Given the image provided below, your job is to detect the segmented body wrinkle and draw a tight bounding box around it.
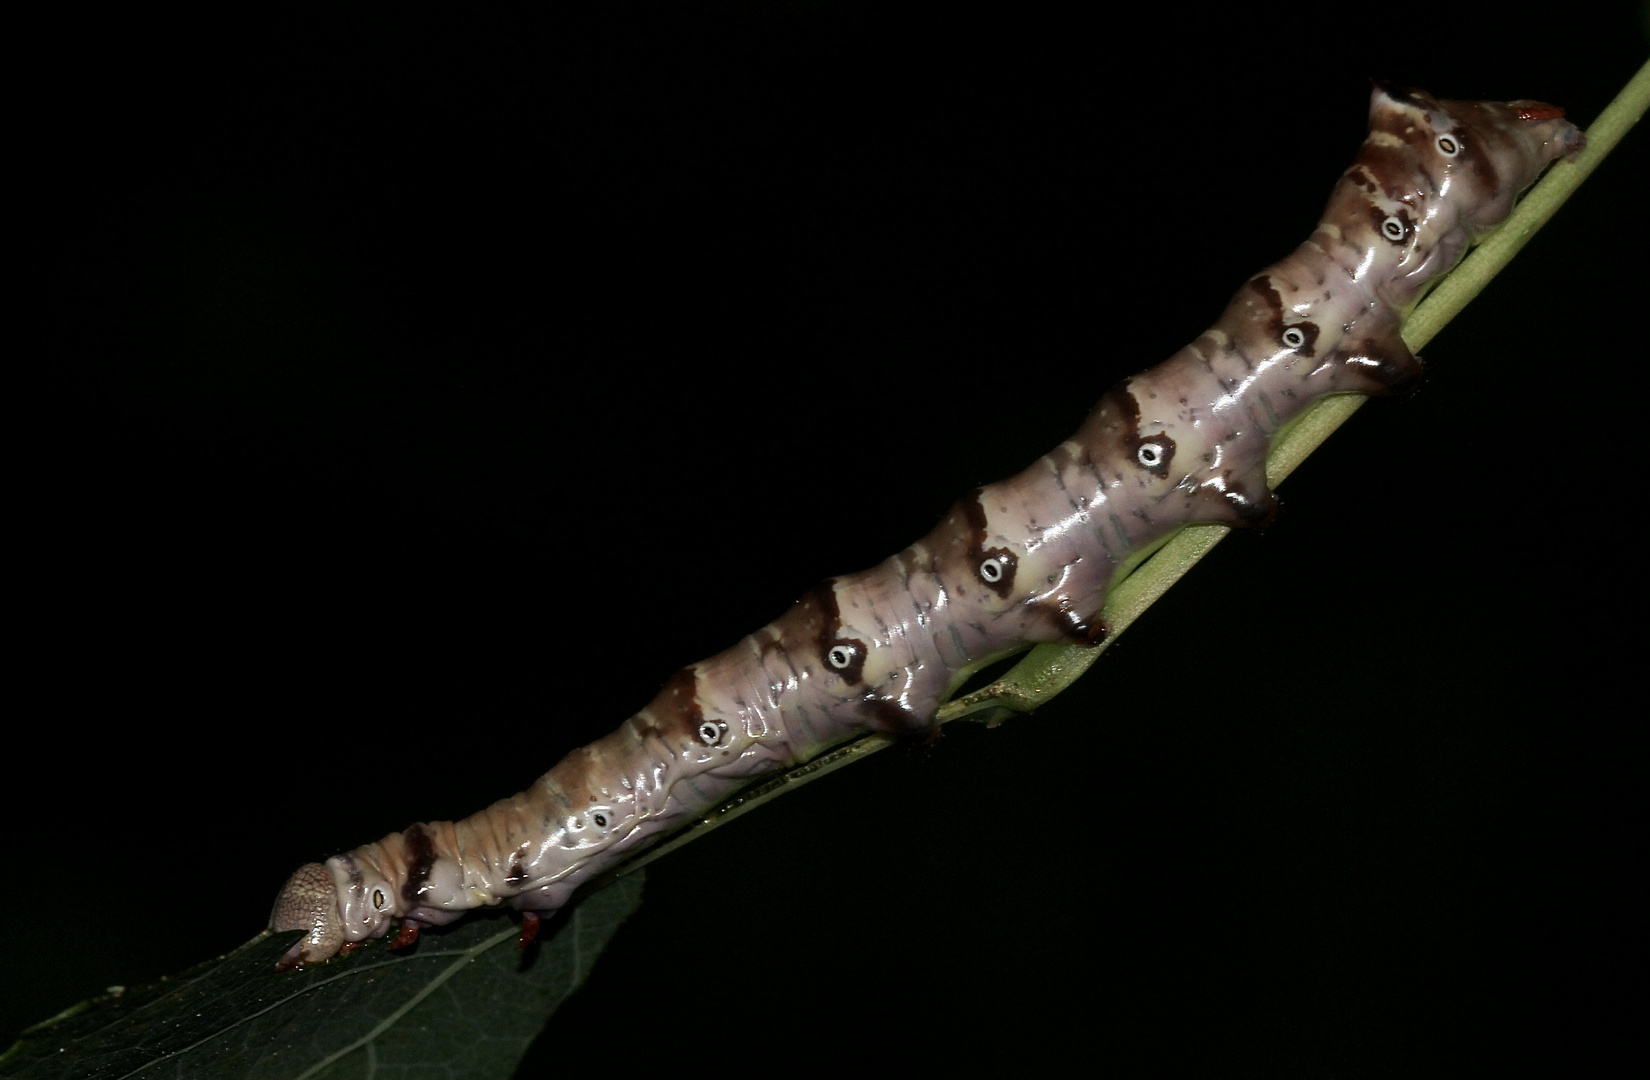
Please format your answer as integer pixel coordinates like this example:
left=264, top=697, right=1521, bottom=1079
left=271, top=85, right=1584, bottom=971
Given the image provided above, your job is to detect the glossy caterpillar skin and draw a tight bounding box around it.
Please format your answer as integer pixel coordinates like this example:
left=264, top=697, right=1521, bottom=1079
left=271, top=85, right=1583, bottom=970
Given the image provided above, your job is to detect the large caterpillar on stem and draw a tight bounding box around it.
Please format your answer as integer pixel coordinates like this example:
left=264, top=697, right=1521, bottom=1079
left=271, top=85, right=1584, bottom=971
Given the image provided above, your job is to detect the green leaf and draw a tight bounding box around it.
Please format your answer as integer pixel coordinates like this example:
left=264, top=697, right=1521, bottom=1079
left=0, top=876, right=643, bottom=1080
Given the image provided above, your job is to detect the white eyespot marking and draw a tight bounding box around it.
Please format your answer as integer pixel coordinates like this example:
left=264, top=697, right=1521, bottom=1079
left=979, top=557, right=1005, bottom=583
left=827, top=644, right=855, bottom=670
left=371, top=887, right=390, bottom=911
left=1436, top=134, right=1461, bottom=156
left=697, top=720, right=724, bottom=746
left=1137, top=445, right=1162, bottom=468
left=1281, top=327, right=1307, bottom=350
left=1381, top=216, right=1407, bottom=242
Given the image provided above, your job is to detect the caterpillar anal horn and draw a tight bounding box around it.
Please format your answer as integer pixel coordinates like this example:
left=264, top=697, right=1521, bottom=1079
left=1513, top=100, right=1565, bottom=122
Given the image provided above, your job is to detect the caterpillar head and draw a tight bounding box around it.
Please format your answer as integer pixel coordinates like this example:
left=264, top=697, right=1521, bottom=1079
left=270, top=862, right=344, bottom=971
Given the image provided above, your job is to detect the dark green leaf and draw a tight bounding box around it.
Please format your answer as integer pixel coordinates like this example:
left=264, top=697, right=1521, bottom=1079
left=0, top=876, right=643, bottom=1080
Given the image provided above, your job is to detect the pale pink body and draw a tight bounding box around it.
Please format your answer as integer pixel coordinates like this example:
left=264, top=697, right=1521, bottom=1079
left=272, top=86, right=1583, bottom=970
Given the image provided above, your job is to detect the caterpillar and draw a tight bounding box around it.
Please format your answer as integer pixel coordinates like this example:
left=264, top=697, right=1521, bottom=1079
left=270, top=85, right=1585, bottom=971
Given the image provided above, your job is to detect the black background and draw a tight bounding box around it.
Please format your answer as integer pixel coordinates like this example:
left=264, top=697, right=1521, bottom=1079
left=13, top=5, right=1646, bottom=1076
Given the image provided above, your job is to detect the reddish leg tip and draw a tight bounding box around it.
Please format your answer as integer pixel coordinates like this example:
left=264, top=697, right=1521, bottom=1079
left=518, top=911, right=542, bottom=950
